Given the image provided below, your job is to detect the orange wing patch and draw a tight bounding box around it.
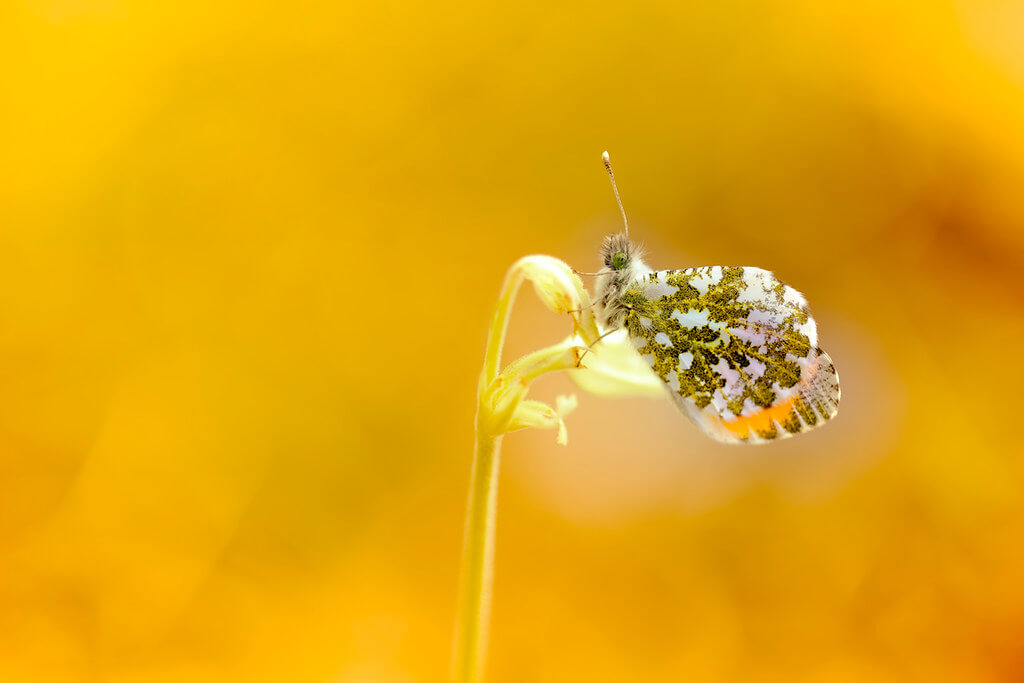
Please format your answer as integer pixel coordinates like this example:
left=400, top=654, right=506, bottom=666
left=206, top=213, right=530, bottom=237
left=680, top=349, right=840, bottom=444
left=712, top=395, right=800, bottom=439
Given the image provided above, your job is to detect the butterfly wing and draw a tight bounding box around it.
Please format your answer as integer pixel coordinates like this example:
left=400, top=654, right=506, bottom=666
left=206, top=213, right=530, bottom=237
left=620, top=266, right=840, bottom=443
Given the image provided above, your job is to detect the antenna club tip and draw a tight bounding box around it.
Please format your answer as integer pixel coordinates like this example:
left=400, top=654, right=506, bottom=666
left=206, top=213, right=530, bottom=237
left=601, top=151, right=610, bottom=162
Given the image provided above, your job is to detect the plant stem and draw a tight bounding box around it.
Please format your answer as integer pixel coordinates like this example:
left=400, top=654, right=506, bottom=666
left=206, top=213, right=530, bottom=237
left=453, top=255, right=588, bottom=681
left=451, top=426, right=503, bottom=683
left=483, top=265, right=525, bottom=386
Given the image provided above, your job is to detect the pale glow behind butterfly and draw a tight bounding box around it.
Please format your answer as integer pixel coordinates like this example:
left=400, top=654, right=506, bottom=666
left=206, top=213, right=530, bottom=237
left=592, top=153, right=840, bottom=443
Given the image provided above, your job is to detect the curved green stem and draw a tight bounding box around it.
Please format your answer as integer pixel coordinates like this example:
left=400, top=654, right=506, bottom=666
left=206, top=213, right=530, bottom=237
left=453, top=255, right=592, bottom=682
left=452, top=262, right=523, bottom=683
left=451, top=427, right=502, bottom=683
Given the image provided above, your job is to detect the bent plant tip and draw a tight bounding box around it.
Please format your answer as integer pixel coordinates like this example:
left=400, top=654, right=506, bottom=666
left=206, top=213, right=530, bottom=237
left=453, top=254, right=662, bottom=683
left=478, top=255, right=658, bottom=445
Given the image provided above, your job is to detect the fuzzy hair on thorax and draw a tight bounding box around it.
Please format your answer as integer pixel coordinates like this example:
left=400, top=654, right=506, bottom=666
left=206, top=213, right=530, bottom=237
left=594, top=232, right=652, bottom=329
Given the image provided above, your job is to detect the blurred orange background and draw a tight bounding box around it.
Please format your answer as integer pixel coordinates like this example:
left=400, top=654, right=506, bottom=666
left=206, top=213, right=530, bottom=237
left=3, top=1, right=1024, bottom=681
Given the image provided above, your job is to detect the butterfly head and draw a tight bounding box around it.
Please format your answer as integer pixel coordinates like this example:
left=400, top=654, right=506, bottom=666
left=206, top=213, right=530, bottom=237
left=594, top=154, right=653, bottom=329
left=595, top=232, right=650, bottom=329
left=597, top=155, right=642, bottom=277
left=601, top=232, right=637, bottom=271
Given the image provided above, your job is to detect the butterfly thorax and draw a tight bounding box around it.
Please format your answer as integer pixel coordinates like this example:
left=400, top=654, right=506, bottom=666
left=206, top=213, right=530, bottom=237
left=594, top=232, right=652, bottom=329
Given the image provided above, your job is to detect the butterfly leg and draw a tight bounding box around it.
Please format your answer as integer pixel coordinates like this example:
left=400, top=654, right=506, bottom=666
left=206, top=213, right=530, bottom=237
left=574, top=327, right=622, bottom=367
left=566, top=300, right=599, bottom=314
left=575, top=300, right=632, bottom=367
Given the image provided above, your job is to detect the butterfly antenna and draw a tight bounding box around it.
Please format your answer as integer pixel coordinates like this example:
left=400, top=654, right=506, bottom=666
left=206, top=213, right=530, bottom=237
left=602, top=150, right=629, bottom=239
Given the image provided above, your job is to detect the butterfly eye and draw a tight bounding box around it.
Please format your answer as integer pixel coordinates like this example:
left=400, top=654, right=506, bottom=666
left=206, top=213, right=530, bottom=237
left=612, top=252, right=628, bottom=270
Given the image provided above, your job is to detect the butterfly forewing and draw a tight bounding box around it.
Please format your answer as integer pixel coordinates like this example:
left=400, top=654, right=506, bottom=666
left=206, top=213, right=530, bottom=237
left=620, top=266, right=840, bottom=443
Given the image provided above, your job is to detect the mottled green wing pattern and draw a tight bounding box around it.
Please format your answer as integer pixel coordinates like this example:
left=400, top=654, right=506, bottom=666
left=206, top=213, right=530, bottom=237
left=621, top=266, right=840, bottom=443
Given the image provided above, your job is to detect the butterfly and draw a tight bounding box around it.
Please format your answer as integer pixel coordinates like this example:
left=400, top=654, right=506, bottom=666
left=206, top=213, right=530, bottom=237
left=592, top=152, right=840, bottom=443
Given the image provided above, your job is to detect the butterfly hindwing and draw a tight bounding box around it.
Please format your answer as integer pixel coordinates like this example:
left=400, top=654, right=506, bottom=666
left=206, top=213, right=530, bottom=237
left=620, top=266, right=840, bottom=443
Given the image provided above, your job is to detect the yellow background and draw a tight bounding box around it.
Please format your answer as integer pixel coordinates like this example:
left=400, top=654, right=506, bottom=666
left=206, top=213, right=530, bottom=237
left=3, top=1, right=1024, bottom=681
